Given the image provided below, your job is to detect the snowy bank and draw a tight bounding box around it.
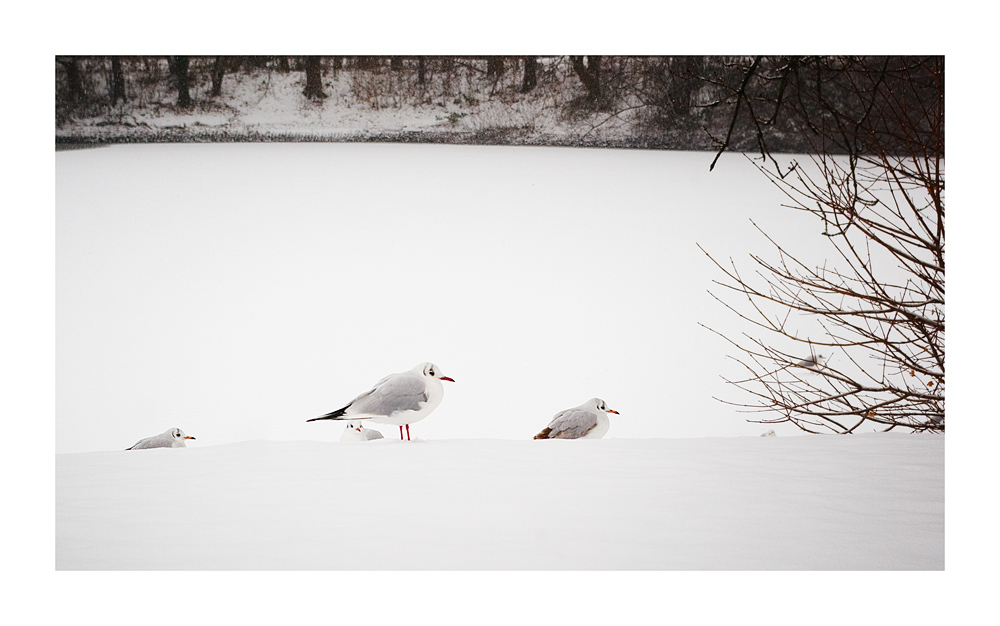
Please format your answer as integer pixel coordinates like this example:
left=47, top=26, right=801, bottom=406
left=56, top=434, right=943, bottom=570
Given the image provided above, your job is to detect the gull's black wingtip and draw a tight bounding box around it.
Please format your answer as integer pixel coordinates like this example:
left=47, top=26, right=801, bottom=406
left=307, top=406, right=349, bottom=423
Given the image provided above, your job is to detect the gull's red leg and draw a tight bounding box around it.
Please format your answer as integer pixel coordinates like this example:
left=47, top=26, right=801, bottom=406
left=405, top=424, right=411, bottom=440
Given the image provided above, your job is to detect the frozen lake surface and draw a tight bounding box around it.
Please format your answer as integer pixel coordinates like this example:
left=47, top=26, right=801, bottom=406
left=56, top=142, right=828, bottom=455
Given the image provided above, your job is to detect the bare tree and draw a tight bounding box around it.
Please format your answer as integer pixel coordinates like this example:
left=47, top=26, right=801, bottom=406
left=56, top=56, right=86, bottom=103
left=417, top=56, right=427, bottom=86
left=486, top=56, right=505, bottom=81
left=211, top=56, right=231, bottom=98
left=168, top=55, right=193, bottom=107
left=521, top=56, right=538, bottom=93
left=667, top=56, right=703, bottom=117
left=302, top=56, right=326, bottom=99
left=110, top=57, right=126, bottom=103
left=570, top=55, right=603, bottom=103
left=699, top=56, right=944, bottom=433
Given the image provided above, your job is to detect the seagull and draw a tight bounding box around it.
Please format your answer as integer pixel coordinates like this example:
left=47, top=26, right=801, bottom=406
left=308, top=362, right=455, bottom=440
left=533, top=398, right=619, bottom=440
left=126, top=427, right=195, bottom=450
left=794, top=353, right=827, bottom=370
left=340, top=422, right=385, bottom=442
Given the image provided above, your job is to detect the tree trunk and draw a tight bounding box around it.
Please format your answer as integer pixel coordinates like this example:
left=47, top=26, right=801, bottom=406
left=669, top=56, right=702, bottom=116
left=487, top=56, right=505, bottom=80
left=390, top=56, right=404, bottom=71
left=417, top=56, right=427, bottom=85
left=302, top=56, right=326, bottom=99
left=57, top=57, right=86, bottom=103
left=170, top=55, right=192, bottom=108
left=110, top=57, right=126, bottom=103
left=570, top=55, right=602, bottom=102
left=211, top=56, right=228, bottom=98
left=521, top=56, right=538, bottom=93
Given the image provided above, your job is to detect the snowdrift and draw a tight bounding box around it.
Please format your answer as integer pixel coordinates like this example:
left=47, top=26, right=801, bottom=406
left=56, top=434, right=943, bottom=570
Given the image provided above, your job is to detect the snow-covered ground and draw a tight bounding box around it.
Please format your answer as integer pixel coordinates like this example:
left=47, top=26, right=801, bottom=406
left=21, top=5, right=1000, bottom=621
left=48, top=85, right=965, bottom=620
left=54, top=141, right=948, bottom=577
left=57, top=434, right=943, bottom=570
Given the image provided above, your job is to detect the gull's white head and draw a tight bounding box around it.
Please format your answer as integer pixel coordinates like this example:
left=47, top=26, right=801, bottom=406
left=590, top=398, right=619, bottom=414
left=417, top=362, right=455, bottom=383
left=340, top=422, right=366, bottom=442
left=170, top=428, right=196, bottom=441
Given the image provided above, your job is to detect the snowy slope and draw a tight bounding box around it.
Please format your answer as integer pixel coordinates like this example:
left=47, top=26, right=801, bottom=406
left=56, top=434, right=943, bottom=570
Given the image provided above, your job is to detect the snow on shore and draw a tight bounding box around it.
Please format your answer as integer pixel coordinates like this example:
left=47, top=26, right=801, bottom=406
left=56, top=433, right=943, bottom=570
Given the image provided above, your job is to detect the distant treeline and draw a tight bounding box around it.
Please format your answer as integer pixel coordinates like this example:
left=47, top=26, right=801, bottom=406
left=55, top=55, right=943, bottom=155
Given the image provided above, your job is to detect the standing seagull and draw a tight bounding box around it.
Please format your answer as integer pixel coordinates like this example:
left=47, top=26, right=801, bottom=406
left=533, top=398, right=619, bottom=440
left=126, top=427, right=196, bottom=450
left=308, top=362, right=455, bottom=440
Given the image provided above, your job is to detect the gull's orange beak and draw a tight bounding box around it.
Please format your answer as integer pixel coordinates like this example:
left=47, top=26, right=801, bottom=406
left=185, top=436, right=196, bottom=440
left=607, top=409, right=620, bottom=414
left=441, top=376, right=455, bottom=382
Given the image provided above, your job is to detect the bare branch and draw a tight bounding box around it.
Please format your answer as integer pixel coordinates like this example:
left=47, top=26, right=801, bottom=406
left=699, top=56, right=944, bottom=434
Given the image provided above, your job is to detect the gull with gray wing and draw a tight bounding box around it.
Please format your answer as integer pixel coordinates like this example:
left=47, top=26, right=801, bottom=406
left=308, top=362, right=454, bottom=440
left=340, top=422, right=386, bottom=442
left=126, top=427, right=196, bottom=450
left=534, top=398, right=620, bottom=440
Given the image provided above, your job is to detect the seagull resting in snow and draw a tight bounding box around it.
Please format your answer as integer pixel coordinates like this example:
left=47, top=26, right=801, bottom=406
left=794, top=353, right=828, bottom=370
left=340, top=422, right=385, bottom=442
left=533, top=398, right=620, bottom=440
left=126, top=427, right=196, bottom=450
left=307, top=362, right=455, bottom=440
